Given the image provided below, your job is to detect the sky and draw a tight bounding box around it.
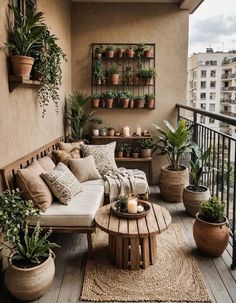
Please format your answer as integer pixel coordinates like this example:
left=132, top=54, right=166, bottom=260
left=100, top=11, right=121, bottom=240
left=189, top=0, right=236, bottom=55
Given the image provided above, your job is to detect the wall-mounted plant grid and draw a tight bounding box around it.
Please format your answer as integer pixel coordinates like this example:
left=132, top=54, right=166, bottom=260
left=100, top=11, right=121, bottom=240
left=91, top=43, right=156, bottom=110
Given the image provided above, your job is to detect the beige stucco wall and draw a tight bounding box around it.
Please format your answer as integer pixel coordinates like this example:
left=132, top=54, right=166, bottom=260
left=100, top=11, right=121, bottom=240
left=71, top=2, right=189, bottom=183
left=0, top=0, right=71, bottom=188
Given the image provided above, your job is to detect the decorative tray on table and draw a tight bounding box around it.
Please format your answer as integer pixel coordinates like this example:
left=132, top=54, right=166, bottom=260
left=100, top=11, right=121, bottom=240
left=111, top=200, right=151, bottom=219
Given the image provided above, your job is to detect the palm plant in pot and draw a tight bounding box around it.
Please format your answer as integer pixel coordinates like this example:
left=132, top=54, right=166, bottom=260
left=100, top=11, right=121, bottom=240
left=5, top=4, right=46, bottom=79
left=183, top=147, right=211, bottom=216
left=193, top=197, right=229, bottom=257
left=153, top=119, right=194, bottom=202
left=0, top=189, right=59, bottom=301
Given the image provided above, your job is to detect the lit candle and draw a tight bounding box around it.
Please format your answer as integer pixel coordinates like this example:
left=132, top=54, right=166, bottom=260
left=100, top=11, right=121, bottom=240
left=123, top=126, right=130, bottom=137
left=128, top=198, right=138, bottom=214
left=136, top=127, right=141, bottom=136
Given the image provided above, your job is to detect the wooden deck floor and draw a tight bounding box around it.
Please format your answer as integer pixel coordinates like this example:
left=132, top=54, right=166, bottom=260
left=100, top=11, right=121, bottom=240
left=1, top=186, right=236, bottom=303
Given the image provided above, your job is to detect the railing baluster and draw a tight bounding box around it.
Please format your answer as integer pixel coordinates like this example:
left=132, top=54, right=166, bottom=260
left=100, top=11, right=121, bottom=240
left=212, top=131, right=216, bottom=196
left=232, top=144, right=236, bottom=268
left=226, top=138, right=231, bottom=219
left=221, top=136, right=225, bottom=202
left=216, top=133, right=220, bottom=197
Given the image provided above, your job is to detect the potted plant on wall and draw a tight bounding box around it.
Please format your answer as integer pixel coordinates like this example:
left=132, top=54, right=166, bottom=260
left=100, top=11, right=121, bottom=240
left=94, top=60, right=104, bottom=85
left=144, top=47, right=153, bottom=58
left=145, top=93, right=155, bottom=109
left=139, top=138, right=156, bottom=158
left=0, top=189, right=59, bottom=301
left=135, top=96, right=144, bottom=109
left=126, top=46, right=135, bottom=58
left=95, top=45, right=103, bottom=60
left=153, top=120, right=194, bottom=202
left=104, top=90, right=115, bottom=108
left=106, top=45, right=114, bottom=58
left=5, top=5, right=46, bottom=79
left=109, top=64, right=119, bottom=85
left=91, top=93, right=101, bottom=108
left=183, top=147, right=211, bottom=217
left=124, top=66, right=133, bottom=85
left=193, top=197, right=229, bottom=257
left=116, top=46, right=125, bottom=58
left=140, top=68, right=156, bottom=85
left=67, top=91, right=95, bottom=141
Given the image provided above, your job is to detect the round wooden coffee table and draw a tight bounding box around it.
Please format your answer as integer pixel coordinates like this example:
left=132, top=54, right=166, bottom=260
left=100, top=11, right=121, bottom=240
left=95, top=201, right=171, bottom=270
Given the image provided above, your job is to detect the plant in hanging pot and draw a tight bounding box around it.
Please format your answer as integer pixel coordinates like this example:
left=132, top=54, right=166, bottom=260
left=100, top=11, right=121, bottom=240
left=95, top=45, right=103, bottom=60
left=139, top=138, right=156, bottom=158
left=153, top=120, right=194, bottom=202
left=183, top=147, right=212, bottom=217
left=0, top=189, right=59, bottom=301
left=145, top=93, right=155, bottom=109
left=126, top=46, right=135, bottom=58
left=109, top=64, right=119, bottom=85
left=140, top=68, right=156, bottom=85
left=123, top=143, right=132, bottom=158
left=106, top=45, right=114, bottom=58
left=135, top=96, right=144, bottom=109
left=94, top=60, right=105, bottom=85
left=91, top=93, right=101, bottom=108
left=116, top=144, right=124, bottom=158
left=104, top=90, right=115, bottom=108
left=90, top=118, right=103, bottom=136
left=5, top=5, right=46, bottom=79
left=193, top=197, right=229, bottom=257
left=67, top=91, right=95, bottom=141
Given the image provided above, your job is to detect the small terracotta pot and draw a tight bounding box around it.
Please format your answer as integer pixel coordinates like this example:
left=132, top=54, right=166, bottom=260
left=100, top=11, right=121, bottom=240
left=122, top=98, right=129, bottom=108
left=144, top=49, right=153, bottom=58
left=96, top=53, right=102, bottom=60
left=126, top=49, right=135, bottom=58
left=91, top=98, right=100, bottom=108
left=136, top=99, right=144, bottom=109
left=117, top=49, right=125, bottom=58
left=106, top=98, right=114, bottom=108
left=140, top=148, right=152, bottom=158
left=129, top=100, right=134, bottom=108
left=96, top=79, right=102, bottom=85
left=10, top=55, right=34, bottom=79
left=116, top=151, right=123, bottom=158
left=106, top=50, right=114, bottom=58
left=132, top=152, right=139, bottom=158
left=110, top=74, right=119, bottom=85
left=193, top=213, right=229, bottom=257
left=142, top=77, right=151, bottom=85
left=146, top=99, right=155, bottom=109
left=108, top=128, right=115, bottom=136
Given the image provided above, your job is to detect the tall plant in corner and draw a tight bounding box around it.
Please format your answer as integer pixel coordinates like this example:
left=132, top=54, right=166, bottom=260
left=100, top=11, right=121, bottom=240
left=67, top=91, right=95, bottom=141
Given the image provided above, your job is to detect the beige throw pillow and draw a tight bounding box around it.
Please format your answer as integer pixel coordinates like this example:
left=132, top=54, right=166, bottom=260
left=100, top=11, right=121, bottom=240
left=41, top=162, right=82, bottom=205
left=52, top=149, right=81, bottom=166
left=69, top=156, right=101, bottom=183
left=58, top=141, right=84, bottom=154
left=38, top=156, right=56, bottom=172
left=16, top=159, right=53, bottom=211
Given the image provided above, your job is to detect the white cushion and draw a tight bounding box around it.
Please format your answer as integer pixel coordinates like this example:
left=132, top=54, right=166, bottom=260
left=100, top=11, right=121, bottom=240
left=39, top=185, right=104, bottom=227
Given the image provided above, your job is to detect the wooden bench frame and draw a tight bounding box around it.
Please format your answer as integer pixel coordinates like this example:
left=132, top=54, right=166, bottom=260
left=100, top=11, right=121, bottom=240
left=0, top=136, right=96, bottom=256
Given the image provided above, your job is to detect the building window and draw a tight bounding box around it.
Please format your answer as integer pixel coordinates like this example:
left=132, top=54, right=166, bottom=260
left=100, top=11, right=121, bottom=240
left=201, top=70, right=207, bottom=78
left=210, top=81, right=216, bottom=89
left=200, top=93, right=206, bottom=100
left=209, top=118, right=215, bottom=124
left=210, top=93, right=216, bottom=100
left=210, top=70, right=216, bottom=77
left=200, top=81, right=206, bottom=89
left=193, top=71, right=197, bottom=79
left=200, top=103, right=206, bottom=110
left=209, top=103, right=215, bottom=111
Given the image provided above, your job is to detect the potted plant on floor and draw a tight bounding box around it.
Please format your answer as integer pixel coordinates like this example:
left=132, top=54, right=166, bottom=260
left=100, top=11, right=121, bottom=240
left=106, top=45, right=114, bottom=58
left=109, top=64, right=119, bottom=85
left=67, top=91, right=95, bottom=141
left=139, top=138, right=156, bottom=158
left=91, top=94, right=101, bottom=108
left=116, top=144, right=124, bottom=158
left=5, top=5, right=46, bottom=79
left=94, top=60, right=104, bottom=85
left=0, top=189, right=59, bottom=301
left=183, top=147, right=211, bottom=217
left=90, top=118, right=103, bottom=136
left=145, top=93, right=155, bottom=109
left=135, top=96, right=144, bottom=109
left=123, top=143, right=132, bottom=158
left=193, top=197, right=229, bottom=257
left=140, top=68, right=156, bottom=85
left=153, top=120, right=194, bottom=202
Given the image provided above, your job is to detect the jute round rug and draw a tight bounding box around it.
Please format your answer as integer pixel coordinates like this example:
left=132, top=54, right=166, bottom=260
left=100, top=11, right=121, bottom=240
left=81, top=224, right=211, bottom=302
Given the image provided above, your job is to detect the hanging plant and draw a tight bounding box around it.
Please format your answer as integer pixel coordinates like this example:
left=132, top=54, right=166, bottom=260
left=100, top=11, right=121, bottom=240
left=32, top=28, right=66, bottom=117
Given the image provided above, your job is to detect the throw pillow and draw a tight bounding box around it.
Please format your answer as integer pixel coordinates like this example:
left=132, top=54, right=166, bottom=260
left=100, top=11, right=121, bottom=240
left=38, top=156, right=56, bottom=172
left=16, top=159, right=53, bottom=211
left=52, top=148, right=81, bottom=166
left=58, top=141, right=84, bottom=154
left=69, top=155, right=101, bottom=183
left=81, top=142, right=117, bottom=175
left=41, top=162, right=82, bottom=205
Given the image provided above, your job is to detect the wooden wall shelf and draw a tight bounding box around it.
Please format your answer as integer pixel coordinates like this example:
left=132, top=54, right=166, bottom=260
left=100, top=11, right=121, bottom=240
left=9, top=75, right=41, bottom=92
left=92, top=136, right=150, bottom=139
left=91, top=107, right=154, bottom=110
left=115, top=157, right=152, bottom=162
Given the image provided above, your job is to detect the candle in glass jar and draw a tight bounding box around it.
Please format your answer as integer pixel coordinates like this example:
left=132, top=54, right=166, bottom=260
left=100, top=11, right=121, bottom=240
left=136, top=127, right=141, bottom=136
left=128, top=198, right=138, bottom=214
left=123, top=126, right=130, bottom=137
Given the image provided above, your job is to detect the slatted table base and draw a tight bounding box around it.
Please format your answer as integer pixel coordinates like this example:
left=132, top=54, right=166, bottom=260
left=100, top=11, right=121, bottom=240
left=109, top=234, right=157, bottom=270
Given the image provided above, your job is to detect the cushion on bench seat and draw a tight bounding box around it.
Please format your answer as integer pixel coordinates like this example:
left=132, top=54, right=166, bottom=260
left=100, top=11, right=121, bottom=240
left=38, top=184, right=104, bottom=227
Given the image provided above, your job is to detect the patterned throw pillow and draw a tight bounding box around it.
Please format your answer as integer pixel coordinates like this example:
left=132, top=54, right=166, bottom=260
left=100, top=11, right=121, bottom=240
left=41, top=162, right=82, bottom=205
left=81, top=142, right=117, bottom=175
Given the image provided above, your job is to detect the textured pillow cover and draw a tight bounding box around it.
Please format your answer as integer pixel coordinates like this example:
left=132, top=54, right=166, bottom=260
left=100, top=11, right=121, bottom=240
left=52, top=148, right=81, bottom=166
left=38, top=156, right=56, bottom=172
left=69, top=156, right=101, bottom=183
left=81, top=142, right=117, bottom=175
left=41, top=162, right=82, bottom=205
left=16, top=159, right=53, bottom=211
left=58, top=142, right=83, bottom=156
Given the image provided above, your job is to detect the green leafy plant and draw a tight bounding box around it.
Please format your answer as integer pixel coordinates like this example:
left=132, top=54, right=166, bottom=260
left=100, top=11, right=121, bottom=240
left=116, top=144, right=124, bottom=152
left=67, top=91, right=95, bottom=140
left=117, top=195, right=128, bottom=212
left=104, top=90, right=115, bottom=99
left=145, top=93, right=155, bottom=100
left=94, top=60, right=104, bottom=80
left=153, top=120, right=194, bottom=171
left=95, top=46, right=103, bottom=54
left=122, top=143, right=132, bottom=154
left=199, top=197, right=225, bottom=223
left=108, top=64, right=119, bottom=75
left=140, top=68, right=156, bottom=79
left=124, top=90, right=134, bottom=100
left=139, top=138, right=157, bottom=149
left=106, top=45, right=114, bottom=51
left=90, top=118, right=103, bottom=126
left=190, top=147, right=212, bottom=191
left=135, top=43, right=147, bottom=58
left=91, top=93, right=101, bottom=99
left=5, top=4, right=46, bottom=56
left=135, top=95, right=143, bottom=100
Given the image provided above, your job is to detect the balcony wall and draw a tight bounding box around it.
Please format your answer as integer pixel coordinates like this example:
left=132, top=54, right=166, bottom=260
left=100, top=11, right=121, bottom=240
left=71, top=2, right=189, bottom=182
left=0, top=0, right=71, bottom=189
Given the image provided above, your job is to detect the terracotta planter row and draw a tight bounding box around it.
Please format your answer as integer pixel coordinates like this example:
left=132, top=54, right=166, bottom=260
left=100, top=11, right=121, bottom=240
left=116, top=149, right=151, bottom=158
left=91, top=98, right=154, bottom=109
left=95, top=78, right=153, bottom=86
left=95, top=49, right=153, bottom=59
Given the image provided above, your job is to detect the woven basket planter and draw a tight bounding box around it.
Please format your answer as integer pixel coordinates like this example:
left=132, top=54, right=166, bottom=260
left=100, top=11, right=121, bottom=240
left=183, top=186, right=210, bottom=217
left=159, top=165, right=189, bottom=203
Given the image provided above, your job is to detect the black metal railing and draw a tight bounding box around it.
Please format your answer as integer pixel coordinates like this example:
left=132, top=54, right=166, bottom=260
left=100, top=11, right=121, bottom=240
left=176, top=103, right=236, bottom=269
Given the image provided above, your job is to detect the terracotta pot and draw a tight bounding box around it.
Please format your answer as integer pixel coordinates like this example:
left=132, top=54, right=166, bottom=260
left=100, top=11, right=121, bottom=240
left=96, top=79, right=102, bottom=85
left=126, top=49, right=135, bottom=58
left=136, top=99, right=144, bottom=109
left=117, top=49, right=124, bottom=58
left=159, top=165, right=189, bottom=203
left=10, top=55, right=34, bottom=79
left=122, top=98, right=129, bottom=108
left=91, top=98, right=100, bottom=108
left=129, top=99, right=134, bottom=108
left=132, top=152, right=139, bottom=158
left=140, top=148, right=152, bottom=158
left=106, top=98, right=114, bottom=108
left=183, top=185, right=211, bottom=217
left=193, top=213, right=229, bottom=257
left=144, top=49, right=153, bottom=58
left=5, top=252, right=55, bottom=301
left=116, top=151, right=123, bottom=158
left=106, top=50, right=114, bottom=58
left=142, top=77, right=151, bottom=85
left=146, top=99, right=155, bottom=109
left=110, top=74, right=119, bottom=85
left=108, top=128, right=115, bottom=136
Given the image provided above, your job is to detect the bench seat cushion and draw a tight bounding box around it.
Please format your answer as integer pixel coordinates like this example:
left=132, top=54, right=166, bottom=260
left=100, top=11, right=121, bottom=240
left=39, top=184, right=104, bottom=227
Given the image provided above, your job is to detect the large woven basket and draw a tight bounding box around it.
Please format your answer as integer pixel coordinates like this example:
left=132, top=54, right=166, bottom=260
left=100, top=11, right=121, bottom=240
left=159, top=165, right=189, bottom=203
